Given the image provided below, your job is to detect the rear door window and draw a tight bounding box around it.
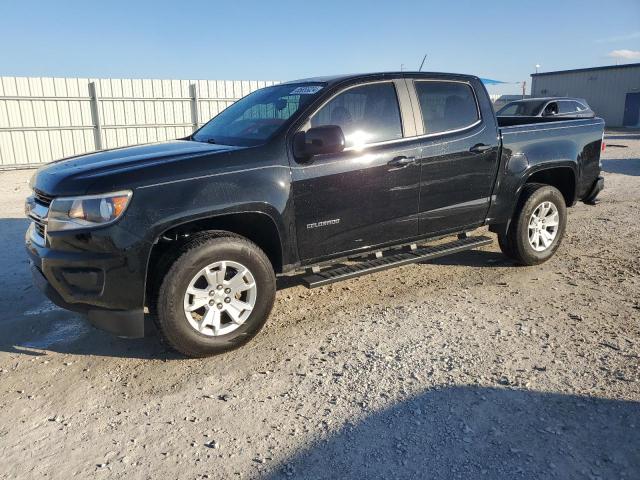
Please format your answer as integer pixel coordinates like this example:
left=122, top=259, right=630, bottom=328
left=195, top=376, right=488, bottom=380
left=308, top=82, right=403, bottom=148
left=414, top=81, right=479, bottom=134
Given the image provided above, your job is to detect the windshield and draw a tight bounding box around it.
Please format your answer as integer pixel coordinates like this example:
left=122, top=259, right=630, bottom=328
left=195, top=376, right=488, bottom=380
left=192, top=83, right=325, bottom=146
left=497, top=100, right=546, bottom=116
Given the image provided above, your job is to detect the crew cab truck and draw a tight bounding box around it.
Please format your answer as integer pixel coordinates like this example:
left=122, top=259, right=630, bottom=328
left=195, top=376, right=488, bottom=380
left=25, top=72, right=605, bottom=357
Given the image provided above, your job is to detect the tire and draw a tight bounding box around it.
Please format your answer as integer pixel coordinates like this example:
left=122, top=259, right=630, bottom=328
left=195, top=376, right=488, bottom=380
left=498, top=183, right=567, bottom=266
left=156, top=232, right=276, bottom=357
left=497, top=232, right=515, bottom=259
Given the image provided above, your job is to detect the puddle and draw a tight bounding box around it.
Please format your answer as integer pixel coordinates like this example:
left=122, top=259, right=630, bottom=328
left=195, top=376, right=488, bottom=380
left=22, top=317, right=91, bottom=349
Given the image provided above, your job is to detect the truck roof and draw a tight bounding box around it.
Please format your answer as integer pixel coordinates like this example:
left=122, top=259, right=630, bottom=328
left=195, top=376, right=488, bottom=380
left=282, top=71, right=481, bottom=86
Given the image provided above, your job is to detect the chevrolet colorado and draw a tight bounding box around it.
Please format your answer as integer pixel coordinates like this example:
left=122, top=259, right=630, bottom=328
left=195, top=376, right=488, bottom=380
left=25, top=72, right=605, bottom=357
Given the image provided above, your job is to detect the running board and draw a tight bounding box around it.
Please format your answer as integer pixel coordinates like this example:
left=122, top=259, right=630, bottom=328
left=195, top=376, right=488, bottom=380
left=302, top=235, right=492, bottom=289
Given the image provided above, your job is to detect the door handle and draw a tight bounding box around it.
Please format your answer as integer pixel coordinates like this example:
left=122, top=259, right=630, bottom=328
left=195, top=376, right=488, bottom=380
left=387, top=156, right=416, bottom=168
left=469, top=143, right=492, bottom=154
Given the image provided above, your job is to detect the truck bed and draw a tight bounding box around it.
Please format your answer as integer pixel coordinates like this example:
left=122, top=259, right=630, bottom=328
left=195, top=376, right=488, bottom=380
left=498, top=116, right=604, bottom=138
left=497, top=115, right=596, bottom=128
left=493, top=116, right=605, bottom=216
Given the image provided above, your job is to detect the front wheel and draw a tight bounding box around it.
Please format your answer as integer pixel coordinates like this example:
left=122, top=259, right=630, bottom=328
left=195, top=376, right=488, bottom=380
left=156, top=232, right=276, bottom=357
left=499, top=183, right=567, bottom=266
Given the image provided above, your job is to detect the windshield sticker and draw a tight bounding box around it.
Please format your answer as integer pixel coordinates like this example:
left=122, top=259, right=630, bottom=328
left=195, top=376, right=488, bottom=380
left=290, top=86, right=323, bottom=95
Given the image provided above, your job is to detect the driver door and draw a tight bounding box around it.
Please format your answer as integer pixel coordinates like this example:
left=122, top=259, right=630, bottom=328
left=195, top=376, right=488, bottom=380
left=290, top=80, right=421, bottom=262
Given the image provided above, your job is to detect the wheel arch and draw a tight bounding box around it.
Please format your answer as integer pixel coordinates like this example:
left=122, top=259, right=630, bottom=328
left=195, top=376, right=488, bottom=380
left=490, top=163, right=577, bottom=236
left=145, top=210, right=286, bottom=310
left=523, top=165, right=577, bottom=207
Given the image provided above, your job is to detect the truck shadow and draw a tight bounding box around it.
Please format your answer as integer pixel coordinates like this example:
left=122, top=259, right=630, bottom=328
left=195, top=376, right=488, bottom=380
left=262, top=386, right=640, bottom=479
left=0, top=217, right=176, bottom=360
left=1, top=312, right=178, bottom=360
left=602, top=158, right=640, bottom=176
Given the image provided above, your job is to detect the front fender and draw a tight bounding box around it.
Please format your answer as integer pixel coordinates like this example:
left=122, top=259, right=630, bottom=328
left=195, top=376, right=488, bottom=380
left=127, top=164, right=293, bottom=250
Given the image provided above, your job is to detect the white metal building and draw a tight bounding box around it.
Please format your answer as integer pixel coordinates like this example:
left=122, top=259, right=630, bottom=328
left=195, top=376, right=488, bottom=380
left=0, top=76, right=278, bottom=168
left=531, top=63, right=640, bottom=128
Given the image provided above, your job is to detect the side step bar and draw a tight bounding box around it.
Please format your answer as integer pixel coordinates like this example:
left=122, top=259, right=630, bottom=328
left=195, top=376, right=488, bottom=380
left=302, top=235, right=492, bottom=289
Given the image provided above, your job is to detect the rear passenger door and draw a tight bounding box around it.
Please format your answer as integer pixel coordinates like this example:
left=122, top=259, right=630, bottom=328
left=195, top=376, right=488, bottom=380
left=409, top=79, right=501, bottom=236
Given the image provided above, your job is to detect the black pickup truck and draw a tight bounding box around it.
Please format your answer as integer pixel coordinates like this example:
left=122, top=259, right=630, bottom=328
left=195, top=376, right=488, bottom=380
left=25, top=72, right=605, bottom=357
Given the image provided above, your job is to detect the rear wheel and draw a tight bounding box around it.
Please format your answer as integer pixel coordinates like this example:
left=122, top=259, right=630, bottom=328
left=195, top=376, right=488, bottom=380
left=499, top=183, right=567, bottom=265
left=156, top=232, right=276, bottom=357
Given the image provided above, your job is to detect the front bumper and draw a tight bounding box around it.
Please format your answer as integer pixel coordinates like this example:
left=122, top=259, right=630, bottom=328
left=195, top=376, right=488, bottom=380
left=583, top=176, right=604, bottom=205
left=25, top=224, right=149, bottom=338
left=30, top=263, right=145, bottom=337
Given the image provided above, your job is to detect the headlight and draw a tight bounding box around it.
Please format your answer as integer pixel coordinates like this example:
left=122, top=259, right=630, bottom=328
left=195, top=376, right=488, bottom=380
left=48, top=190, right=132, bottom=232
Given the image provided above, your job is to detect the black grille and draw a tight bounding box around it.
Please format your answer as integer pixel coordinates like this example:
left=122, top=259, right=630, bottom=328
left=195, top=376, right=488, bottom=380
left=30, top=189, right=52, bottom=241
left=34, top=221, right=46, bottom=237
left=34, top=189, right=54, bottom=207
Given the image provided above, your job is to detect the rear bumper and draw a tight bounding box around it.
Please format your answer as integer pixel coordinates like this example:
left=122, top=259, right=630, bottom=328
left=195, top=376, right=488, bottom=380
left=583, top=176, right=604, bottom=205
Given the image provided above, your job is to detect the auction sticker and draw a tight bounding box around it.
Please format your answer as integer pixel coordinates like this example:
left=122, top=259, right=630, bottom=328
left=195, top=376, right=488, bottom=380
left=290, top=86, right=323, bottom=95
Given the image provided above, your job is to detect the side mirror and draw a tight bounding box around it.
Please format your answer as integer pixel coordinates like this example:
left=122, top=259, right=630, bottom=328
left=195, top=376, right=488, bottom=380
left=293, top=125, right=345, bottom=160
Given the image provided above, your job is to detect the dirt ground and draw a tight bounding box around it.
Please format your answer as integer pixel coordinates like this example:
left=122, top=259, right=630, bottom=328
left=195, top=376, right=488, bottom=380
left=0, top=131, right=638, bottom=479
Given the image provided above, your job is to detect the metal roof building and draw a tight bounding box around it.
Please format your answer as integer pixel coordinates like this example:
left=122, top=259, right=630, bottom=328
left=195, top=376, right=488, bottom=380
left=531, top=63, right=640, bottom=128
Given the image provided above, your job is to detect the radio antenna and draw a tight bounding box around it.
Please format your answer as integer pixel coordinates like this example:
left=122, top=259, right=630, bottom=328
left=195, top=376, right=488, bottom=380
left=418, top=54, right=427, bottom=71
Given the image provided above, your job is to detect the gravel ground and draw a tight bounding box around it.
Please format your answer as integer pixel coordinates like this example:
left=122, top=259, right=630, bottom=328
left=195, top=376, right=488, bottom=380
left=0, top=130, right=638, bottom=479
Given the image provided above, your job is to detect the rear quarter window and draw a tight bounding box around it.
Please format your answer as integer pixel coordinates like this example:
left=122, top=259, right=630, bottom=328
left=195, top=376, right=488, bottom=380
left=415, top=81, right=479, bottom=134
left=574, top=101, right=588, bottom=112
left=559, top=101, right=578, bottom=114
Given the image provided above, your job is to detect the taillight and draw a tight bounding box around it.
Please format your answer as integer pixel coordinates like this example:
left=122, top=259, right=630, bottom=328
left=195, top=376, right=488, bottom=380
left=601, top=132, right=606, bottom=152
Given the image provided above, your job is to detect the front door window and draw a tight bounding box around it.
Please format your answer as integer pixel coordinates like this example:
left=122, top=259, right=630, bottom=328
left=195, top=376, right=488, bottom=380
left=306, top=82, right=403, bottom=149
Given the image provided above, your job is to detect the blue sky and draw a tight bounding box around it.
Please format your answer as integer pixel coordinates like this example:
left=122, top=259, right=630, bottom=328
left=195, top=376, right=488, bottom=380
left=1, top=0, right=639, bottom=94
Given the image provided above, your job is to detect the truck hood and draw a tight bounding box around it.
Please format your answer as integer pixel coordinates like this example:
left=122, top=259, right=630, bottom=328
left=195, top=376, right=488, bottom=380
left=31, top=140, right=244, bottom=196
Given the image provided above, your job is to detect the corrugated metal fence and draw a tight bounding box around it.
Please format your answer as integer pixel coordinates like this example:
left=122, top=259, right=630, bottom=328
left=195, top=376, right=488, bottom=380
left=0, top=76, right=278, bottom=169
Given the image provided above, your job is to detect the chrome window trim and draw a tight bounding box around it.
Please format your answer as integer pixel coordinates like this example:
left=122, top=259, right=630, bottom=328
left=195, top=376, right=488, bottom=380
left=411, top=79, right=482, bottom=136
left=341, top=119, right=483, bottom=152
